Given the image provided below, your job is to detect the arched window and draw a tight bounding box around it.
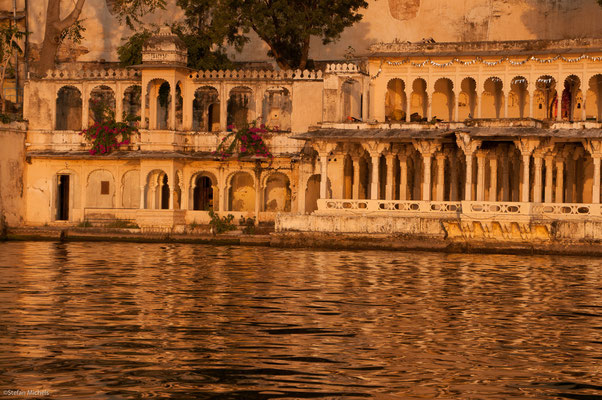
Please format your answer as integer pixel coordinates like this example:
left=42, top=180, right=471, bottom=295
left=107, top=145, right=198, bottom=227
left=56, top=86, right=82, bottom=130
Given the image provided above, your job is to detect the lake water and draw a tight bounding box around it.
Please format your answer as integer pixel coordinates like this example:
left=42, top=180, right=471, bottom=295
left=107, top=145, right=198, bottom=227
left=0, top=241, right=601, bottom=399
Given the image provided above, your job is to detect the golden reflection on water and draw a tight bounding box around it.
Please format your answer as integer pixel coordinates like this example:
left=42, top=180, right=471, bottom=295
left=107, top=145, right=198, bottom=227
left=0, top=241, right=601, bottom=399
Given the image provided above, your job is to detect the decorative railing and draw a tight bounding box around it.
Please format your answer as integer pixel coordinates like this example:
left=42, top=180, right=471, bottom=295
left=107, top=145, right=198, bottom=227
left=318, top=199, right=462, bottom=216
left=317, top=199, right=602, bottom=220
left=43, top=68, right=140, bottom=80
left=325, top=63, right=359, bottom=73
left=190, top=69, right=323, bottom=81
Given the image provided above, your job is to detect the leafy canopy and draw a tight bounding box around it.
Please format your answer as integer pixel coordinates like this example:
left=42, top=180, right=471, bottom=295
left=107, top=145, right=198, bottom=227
left=176, top=0, right=368, bottom=70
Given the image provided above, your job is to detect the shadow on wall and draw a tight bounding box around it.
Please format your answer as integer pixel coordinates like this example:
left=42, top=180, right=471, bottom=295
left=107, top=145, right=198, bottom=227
left=519, top=0, right=602, bottom=39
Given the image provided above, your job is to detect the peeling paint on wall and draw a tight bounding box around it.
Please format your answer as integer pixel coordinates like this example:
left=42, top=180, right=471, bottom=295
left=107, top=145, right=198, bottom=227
left=388, top=0, right=420, bottom=21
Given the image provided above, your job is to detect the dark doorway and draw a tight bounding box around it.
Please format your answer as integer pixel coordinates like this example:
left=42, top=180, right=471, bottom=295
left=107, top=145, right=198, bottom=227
left=57, top=175, right=70, bottom=220
left=161, top=175, right=170, bottom=209
left=193, top=176, right=213, bottom=210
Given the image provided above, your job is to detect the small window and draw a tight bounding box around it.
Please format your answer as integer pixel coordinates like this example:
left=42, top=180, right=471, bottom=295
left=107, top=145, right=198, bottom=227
left=100, top=181, right=110, bottom=195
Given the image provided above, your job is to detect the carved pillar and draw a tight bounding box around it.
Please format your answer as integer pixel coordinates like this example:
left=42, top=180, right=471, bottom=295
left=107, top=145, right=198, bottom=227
left=555, top=157, right=564, bottom=203
left=583, top=139, right=602, bottom=204
left=169, top=80, right=177, bottom=130
left=140, top=83, right=147, bottom=129
left=476, top=151, right=486, bottom=201
left=489, top=155, right=498, bottom=202
left=456, top=133, right=482, bottom=201
left=139, top=185, right=146, bottom=209
left=436, top=153, right=446, bottom=201
left=514, top=138, right=540, bottom=203
left=566, top=157, right=575, bottom=203
left=413, top=140, right=441, bottom=201
left=384, top=153, right=395, bottom=200
left=365, top=142, right=388, bottom=200
left=533, top=154, right=543, bottom=202
left=255, top=173, right=261, bottom=220
left=528, top=82, right=535, bottom=118
left=313, top=142, right=336, bottom=200
left=544, top=155, right=554, bottom=203
left=399, top=155, right=408, bottom=200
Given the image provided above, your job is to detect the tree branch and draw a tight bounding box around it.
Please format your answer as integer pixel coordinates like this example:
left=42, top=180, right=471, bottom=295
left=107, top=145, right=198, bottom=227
left=59, top=0, right=87, bottom=31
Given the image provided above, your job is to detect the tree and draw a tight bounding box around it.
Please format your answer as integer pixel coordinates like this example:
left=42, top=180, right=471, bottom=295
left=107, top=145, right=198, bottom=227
left=37, top=0, right=166, bottom=74
left=0, top=24, right=25, bottom=113
left=117, top=24, right=234, bottom=70
left=176, top=0, right=369, bottom=70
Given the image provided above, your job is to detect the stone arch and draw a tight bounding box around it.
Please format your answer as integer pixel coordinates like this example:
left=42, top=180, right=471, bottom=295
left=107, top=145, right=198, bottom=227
left=458, top=77, right=477, bottom=120
left=147, top=79, right=171, bottom=130
left=561, top=75, right=582, bottom=121
left=262, top=86, right=292, bottom=130
left=341, top=79, right=362, bottom=122
left=385, top=78, right=406, bottom=122
left=88, top=85, right=116, bottom=125
left=121, top=169, right=140, bottom=208
left=227, top=171, right=255, bottom=212
left=56, top=85, right=82, bottom=130
left=482, top=77, right=504, bottom=118
left=410, top=78, right=427, bottom=121
left=193, top=86, right=220, bottom=132
left=432, top=78, right=454, bottom=121
left=123, top=85, right=141, bottom=125
left=534, top=75, right=557, bottom=120
left=144, top=169, right=169, bottom=209
left=190, top=171, right=218, bottom=211
left=227, top=86, right=253, bottom=129
left=85, top=169, right=115, bottom=208
left=305, top=174, right=332, bottom=214
left=586, top=74, right=602, bottom=122
left=508, top=76, right=529, bottom=118
left=263, top=172, right=291, bottom=212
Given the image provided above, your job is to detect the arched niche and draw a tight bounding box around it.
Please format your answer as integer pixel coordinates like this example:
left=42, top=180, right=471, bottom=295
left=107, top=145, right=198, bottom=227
left=145, top=169, right=170, bottom=209
left=193, top=86, right=220, bottom=132
left=385, top=78, right=406, bottom=122
left=561, top=75, right=582, bottom=121
left=121, top=170, right=140, bottom=208
left=341, top=79, right=362, bottom=122
left=228, top=171, right=255, bottom=212
left=56, top=86, right=82, bottom=130
left=89, top=85, right=116, bottom=125
left=458, top=77, right=477, bottom=120
left=482, top=77, right=504, bottom=118
left=262, top=86, right=292, bottom=130
left=227, top=86, right=253, bottom=129
left=534, top=75, right=557, bottom=120
left=508, top=76, right=528, bottom=118
left=123, top=85, right=141, bottom=125
left=85, top=169, right=115, bottom=208
left=263, top=172, right=291, bottom=212
left=432, top=78, right=454, bottom=121
left=409, top=78, right=427, bottom=121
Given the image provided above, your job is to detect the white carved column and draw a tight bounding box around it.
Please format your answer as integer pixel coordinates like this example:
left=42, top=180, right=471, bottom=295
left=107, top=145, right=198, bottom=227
left=555, top=157, right=564, bottom=203
left=584, top=139, right=602, bottom=204
left=489, top=155, right=498, bottom=202
left=514, top=138, right=540, bottom=203
left=476, top=151, right=486, bottom=201
left=313, top=142, right=336, bottom=200
left=366, top=142, right=388, bottom=200
left=544, top=155, right=554, bottom=203
left=413, top=140, right=441, bottom=201
left=399, top=155, right=408, bottom=200
left=436, top=153, right=446, bottom=201
left=385, top=152, right=395, bottom=200
left=456, top=133, right=482, bottom=201
left=533, top=154, right=543, bottom=203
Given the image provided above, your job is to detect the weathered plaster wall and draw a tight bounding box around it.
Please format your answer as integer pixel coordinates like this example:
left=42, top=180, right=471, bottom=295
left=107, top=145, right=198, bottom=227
left=28, top=0, right=602, bottom=65
left=0, top=125, right=26, bottom=226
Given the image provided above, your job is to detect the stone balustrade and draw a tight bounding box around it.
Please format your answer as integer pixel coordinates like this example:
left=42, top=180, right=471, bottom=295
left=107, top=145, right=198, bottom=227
left=317, top=199, right=602, bottom=221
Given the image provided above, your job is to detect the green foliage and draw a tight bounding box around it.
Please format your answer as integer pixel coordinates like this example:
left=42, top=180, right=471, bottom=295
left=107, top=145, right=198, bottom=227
left=240, top=217, right=256, bottom=235
left=175, top=0, right=368, bottom=69
left=117, top=24, right=234, bottom=70
left=60, top=19, right=86, bottom=44
left=111, top=0, right=168, bottom=30
left=208, top=210, right=236, bottom=234
left=117, top=28, right=153, bottom=67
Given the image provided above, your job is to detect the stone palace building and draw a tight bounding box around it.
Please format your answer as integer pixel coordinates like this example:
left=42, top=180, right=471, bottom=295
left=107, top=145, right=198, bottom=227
left=11, top=27, right=602, bottom=241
